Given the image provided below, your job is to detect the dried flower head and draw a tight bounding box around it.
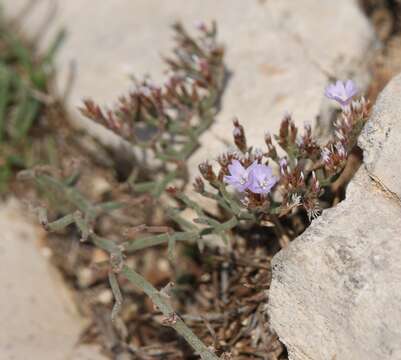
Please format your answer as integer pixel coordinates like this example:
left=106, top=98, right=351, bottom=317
left=321, top=142, right=347, bottom=173
left=232, top=118, right=247, bottom=152
left=193, top=176, right=205, bottom=193
left=199, top=160, right=217, bottom=182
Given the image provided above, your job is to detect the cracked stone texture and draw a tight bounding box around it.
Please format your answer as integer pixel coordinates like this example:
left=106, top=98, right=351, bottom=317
left=4, top=0, right=377, bottom=154
left=269, top=73, right=401, bottom=360
left=359, top=75, right=401, bottom=199
left=0, top=198, right=107, bottom=360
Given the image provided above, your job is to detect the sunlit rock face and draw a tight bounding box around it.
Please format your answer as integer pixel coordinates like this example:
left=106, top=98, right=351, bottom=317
left=269, top=73, right=401, bottom=360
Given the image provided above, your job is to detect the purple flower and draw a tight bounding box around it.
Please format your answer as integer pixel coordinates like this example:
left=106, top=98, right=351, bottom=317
left=321, top=147, right=331, bottom=164
left=324, top=80, right=358, bottom=106
left=194, top=20, right=207, bottom=32
left=224, top=160, right=256, bottom=192
left=248, top=164, right=277, bottom=194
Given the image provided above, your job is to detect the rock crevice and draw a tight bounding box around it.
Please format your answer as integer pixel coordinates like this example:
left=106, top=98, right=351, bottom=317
left=269, top=73, right=401, bottom=360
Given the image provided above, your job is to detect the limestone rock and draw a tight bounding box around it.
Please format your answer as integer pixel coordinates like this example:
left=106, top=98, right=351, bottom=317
left=0, top=198, right=105, bottom=360
left=268, top=74, right=401, bottom=359
left=359, top=75, right=401, bottom=198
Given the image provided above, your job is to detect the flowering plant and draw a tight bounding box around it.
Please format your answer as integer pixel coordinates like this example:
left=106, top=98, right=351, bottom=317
left=185, top=80, right=370, bottom=246
left=21, top=22, right=228, bottom=360
left=79, top=22, right=226, bottom=197
left=20, top=16, right=370, bottom=356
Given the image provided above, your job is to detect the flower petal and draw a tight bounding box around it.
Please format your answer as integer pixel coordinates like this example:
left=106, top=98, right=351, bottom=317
left=227, top=160, right=244, bottom=177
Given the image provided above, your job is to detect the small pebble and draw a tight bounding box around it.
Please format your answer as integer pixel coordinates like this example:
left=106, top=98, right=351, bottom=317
left=97, top=289, right=113, bottom=305
left=77, top=267, right=96, bottom=288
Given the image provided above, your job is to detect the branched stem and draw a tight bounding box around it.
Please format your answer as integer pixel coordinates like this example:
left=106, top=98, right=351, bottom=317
left=121, top=265, right=219, bottom=360
left=27, top=171, right=219, bottom=358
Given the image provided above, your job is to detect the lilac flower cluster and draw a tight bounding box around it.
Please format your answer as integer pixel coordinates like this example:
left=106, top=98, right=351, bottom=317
left=224, top=160, right=277, bottom=194
left=196, top=78, right=368, bottom=221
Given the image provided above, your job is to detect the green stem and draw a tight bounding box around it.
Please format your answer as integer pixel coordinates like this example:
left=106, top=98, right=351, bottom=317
left=121, top=265, right=219, bottom=360
left=122, top=231, right=199, bottom=253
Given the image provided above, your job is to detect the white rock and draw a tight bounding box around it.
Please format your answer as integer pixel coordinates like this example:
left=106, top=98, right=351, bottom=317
left=71, top=345, right=109, bottom=360
left=269, top=73, right=401, bottom=360
left=359, top=75, right=401, bottom=198
left=0, top=198, right=105, bottom=360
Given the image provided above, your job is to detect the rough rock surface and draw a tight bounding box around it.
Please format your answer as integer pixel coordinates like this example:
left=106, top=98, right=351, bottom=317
left=269, top=74, right=401, bottom=359
left=4, top=0, right=376, bottom=153
left=359, top=76, right=401, bottom=199
left=0, top=199, right=107, bottom=360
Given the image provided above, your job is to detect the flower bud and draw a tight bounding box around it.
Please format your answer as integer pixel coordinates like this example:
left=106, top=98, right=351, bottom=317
left=198, top=160, right=216, bottom=182
left=193, top=177, right=205, bottom=193
left=232, top=118, right=247, bottom=152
